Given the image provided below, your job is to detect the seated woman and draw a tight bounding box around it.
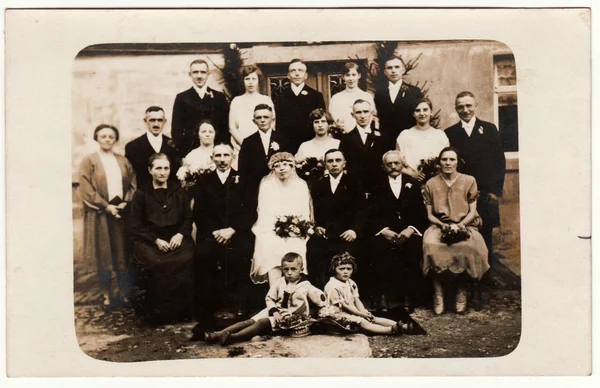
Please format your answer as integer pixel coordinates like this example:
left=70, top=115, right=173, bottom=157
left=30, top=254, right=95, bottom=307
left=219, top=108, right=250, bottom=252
left=295, top=109, right=340, bottom=162
left=422, top=147, right=490, bottom=315
left=130, top=153, right=195, bottom=323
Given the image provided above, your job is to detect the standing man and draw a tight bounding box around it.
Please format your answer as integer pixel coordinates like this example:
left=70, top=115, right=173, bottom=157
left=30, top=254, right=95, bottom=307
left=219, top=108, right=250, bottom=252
left=338, top=99, right=393, bottom=193
left=193, top=144, right=254, bottom=328
left=125, top=106, right=179, bottom=188
left=308, top=149, right=366, bottom=288
left=444, top=91, right=506, bottom=267
left=374, top=55, right=423, bottom=141
left=274, top=59, right=326, bottom=154
left=368, top=151, right=428, bottom=313
left=238, top=104, right=290, bottom=210
left=172, top=59, right=230, bottom=157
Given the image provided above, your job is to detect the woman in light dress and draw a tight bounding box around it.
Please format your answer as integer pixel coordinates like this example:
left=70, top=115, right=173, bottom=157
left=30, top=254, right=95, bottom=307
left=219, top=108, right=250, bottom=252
left=177, top=120, right=216, bottom=178
left=396, top=98, right=449, bottom=182
left=250, top=152, right=313, bottom=286
left=295, top=109, right=340, bottom=162
left=229, top=64, right=274, bottom=169
left=328, top=62, right=376, bottom=133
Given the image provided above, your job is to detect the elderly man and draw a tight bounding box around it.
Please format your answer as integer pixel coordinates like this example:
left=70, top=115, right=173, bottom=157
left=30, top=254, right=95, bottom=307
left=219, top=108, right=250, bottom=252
left=368, top=150, right=428, bottom=313
left=274, top=59, right=326, bottom=154
left=444, top=91, right=506, bottom=267
left=125, top=106, right=179, bottom=187
left=338, top=99, right=394, bottom=193
left=171, top=59, right=230, bottom=157
left=193, top=143, right=254, bottom=328
left=374, top=55, right=423, bottom=141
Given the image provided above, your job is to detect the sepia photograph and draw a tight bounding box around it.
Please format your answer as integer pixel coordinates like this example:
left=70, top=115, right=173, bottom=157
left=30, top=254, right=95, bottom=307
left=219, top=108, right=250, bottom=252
left=5, top=6, right=592, bottom=378
left=71, top=39, right=521, bottom=361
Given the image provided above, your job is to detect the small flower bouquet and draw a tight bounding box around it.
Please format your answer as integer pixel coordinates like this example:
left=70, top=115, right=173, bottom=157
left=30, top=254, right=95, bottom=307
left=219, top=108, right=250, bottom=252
left=329, top=123, right=345, bottom=140
left=278, top=313, right=315, bottom=337
left=176, top=160, right=216, bottom=191
left=417, top=157, right=440, bottom=183
left=441, top=224, right=470, bottom=246
left=317, top=305, right=361, bottom=334
left=274, top=215, right=315, bottom=239
left=295, top=157, right=325, bottom=183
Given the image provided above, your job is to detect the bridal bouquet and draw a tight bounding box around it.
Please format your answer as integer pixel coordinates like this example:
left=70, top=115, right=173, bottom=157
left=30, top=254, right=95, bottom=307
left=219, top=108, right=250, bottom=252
left=441, top=224, right=470, bottom=245
left=176, top=160, right=216, bottom=191
left=274, top=215, right=315, bottom=239
left=417, top=157, right=441, bottom=183
left=296, top=157, right=325, bottom=183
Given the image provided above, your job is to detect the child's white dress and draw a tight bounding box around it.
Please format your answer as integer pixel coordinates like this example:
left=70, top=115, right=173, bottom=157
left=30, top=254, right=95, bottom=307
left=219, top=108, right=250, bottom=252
left=323, top=277, right=365, bottom=324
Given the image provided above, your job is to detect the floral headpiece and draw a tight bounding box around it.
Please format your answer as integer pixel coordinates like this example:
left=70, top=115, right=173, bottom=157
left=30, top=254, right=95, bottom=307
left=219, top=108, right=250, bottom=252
left=268, top=152, right=295, bottom=170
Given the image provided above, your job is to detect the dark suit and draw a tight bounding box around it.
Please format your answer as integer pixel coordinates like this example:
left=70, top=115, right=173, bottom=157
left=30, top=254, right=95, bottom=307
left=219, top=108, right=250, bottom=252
left=193, top=169, right=254, bottom=326
left=308, top=173, right=367, bottom=288
left=374, top=82, right=422, bottom=141
left=367, top=174, right=428, bottom=303
left=125, top=133, right=180, bottom=188
left=274, top=84, right=325, bottom=154
left=238, top=129, right=290, bottom=213
left=171, top=86, right=230, bottom=157
left=444, top=118, right=506, bottom=262
left=338, top=125, right=394, bottom=193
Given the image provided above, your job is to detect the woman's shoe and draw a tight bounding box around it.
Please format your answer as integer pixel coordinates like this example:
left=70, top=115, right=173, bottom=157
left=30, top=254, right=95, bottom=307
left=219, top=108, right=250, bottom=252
left=433, top=294, right=444, bottom=315
left=456, top=287, right=467, bottom=314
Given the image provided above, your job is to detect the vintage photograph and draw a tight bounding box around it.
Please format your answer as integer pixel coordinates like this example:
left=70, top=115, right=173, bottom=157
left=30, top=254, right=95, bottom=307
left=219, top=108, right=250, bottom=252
left=71, top=39, right=521, bottom=361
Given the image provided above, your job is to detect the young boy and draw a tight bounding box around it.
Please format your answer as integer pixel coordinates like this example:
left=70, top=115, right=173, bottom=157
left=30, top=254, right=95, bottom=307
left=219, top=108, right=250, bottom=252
left=192, top=252, right=326, bottom=345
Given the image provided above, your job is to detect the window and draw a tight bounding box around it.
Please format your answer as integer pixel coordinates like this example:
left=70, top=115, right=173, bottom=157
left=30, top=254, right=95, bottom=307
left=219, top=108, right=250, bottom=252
left=494, top=55, right=519, bottom=153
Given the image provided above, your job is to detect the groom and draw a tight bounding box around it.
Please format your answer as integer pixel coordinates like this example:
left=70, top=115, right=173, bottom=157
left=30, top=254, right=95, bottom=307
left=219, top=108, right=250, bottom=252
left=238, top=104, right=290, bottom=216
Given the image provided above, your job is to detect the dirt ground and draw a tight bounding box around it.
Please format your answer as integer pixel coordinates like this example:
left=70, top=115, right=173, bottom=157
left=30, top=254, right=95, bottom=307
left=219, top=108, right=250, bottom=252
left=73, top=194, right=521, bottom=361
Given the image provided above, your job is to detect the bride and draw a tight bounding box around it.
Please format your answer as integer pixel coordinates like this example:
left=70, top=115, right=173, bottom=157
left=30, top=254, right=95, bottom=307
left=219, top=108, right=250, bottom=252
left=250, top=152, right=313, bottom=286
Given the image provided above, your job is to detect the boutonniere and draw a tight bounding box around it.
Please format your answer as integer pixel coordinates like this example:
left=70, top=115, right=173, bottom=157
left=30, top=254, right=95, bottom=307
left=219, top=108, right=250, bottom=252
left=233, top=175, right=240, bottom=184
left=301, top=90, right=308, bottom=96
left=206, top=90, right=214, bottom=99
left=478, top=126, right=484, bottom=134
left=166, top=139, right=176, bottom=149
left=405, top=182, right=413, bottom=189
left=270, top=141, right=280, bottom=151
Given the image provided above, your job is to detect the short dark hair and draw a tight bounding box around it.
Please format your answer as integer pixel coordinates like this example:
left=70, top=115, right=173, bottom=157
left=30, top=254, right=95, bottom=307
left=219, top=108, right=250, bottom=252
left=289, top=58, right=306, bottom=67
left=148, top=153, right=170, bottom=168
left=413, top=97, right=433, bottom=111
left=308, top=108, right=334, bottom=125
left=93, top=124, right=119, bottom=142
left=437, top=146, right=465, bottom=170
left=145, top=106, right=164, bottom=114
left=240, top=63, right=264, bottom=79
left=281, top=252, right=304, bottom=267
left=254, top=103, right=273, bottom=113
left=352, top=99, right=371, bottom=110
left=324, top=148, right=344, bottom=161
left=384, top=54, right=407, bottom=68
left=329, top=252, right=358, bottom=275
left=456, top=91, right=475, bottom=100
left=190, top=59, right=208, bottom=68
left=198, top=118, right=215, bottom=131
left=343, top=61, right=360, bottom=75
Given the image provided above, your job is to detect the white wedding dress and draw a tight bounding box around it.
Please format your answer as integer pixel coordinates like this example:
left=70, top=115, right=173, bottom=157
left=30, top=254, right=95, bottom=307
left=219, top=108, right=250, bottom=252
left=250, top=172, right=313, bottom=284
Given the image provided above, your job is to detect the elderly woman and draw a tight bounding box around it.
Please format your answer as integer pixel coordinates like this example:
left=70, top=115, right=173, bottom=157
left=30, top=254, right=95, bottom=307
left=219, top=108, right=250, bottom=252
left=78, top=124, right=137, bottom=311
left=396, top=97, right=449, bottom=182
left=295, top=109, right=341, bottom=162
left=422, top=147, right=490, bottom=315
left=328, top=62, right=376, bottom=132
left=250, top=152, right=313, bottom=286
left=130, top=153, right=195, bottom=323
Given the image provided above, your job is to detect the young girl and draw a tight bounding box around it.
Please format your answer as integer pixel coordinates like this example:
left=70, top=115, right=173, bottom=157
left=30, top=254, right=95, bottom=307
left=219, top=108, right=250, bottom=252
left=192, top=252, right=326, bottom=345
left=324, top=252, right=414, bottom=335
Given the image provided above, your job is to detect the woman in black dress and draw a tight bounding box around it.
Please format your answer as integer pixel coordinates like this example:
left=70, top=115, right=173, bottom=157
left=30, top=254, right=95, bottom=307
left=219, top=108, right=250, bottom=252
left=130, top=153, right=195, bottom=323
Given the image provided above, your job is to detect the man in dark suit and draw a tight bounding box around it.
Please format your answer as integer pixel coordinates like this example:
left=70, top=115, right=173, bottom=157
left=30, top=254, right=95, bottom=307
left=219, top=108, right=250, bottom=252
left=193, top=144, right=254, bottom=329
left=374, top=55, right=423, bottom=142
left=238, top=104, right=290, bottom=212
left=125, top=106, right=180, bottom=187
left=339, top=99, right=394, bottom=193
left=308, top=149, right=367, bottom=288
left=274, top=59, right=326, bottom=154
left=368, top=150, right=428, bottom=313
left=171, top=59, right=230, bottom=157
left=444, top=91, right=506, bottom=267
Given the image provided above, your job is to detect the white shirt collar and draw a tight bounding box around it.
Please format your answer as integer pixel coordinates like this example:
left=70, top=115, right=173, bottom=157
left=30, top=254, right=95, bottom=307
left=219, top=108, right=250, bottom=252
left=192, top=84, right=209, bottom=99
left=461, top=116, right=476, bottom=129
left=357, top=124, right=372, bottom=135
left=216, top=168, right=231, bottom=183
left=258, top=128, right=272, bottom=139
left=146, top=131, right=163, bottom=153
left=388, top=80, right=403, bottom=90
left=329, top=172, right=343, bottom=183
left=291, top=83, right=305, bottom=96
left=388, top=175, right=402, bottom=184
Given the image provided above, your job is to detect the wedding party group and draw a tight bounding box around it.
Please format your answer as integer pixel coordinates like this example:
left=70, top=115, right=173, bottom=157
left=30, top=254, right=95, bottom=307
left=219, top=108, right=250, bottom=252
left=77, top=53, right=506, bottom=346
